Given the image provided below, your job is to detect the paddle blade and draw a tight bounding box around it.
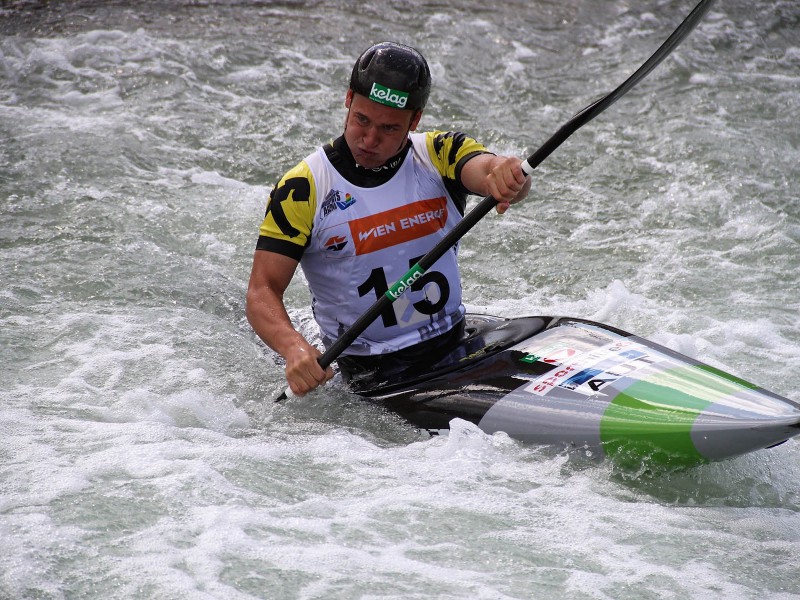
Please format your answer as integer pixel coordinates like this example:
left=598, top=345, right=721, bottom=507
left=274, top=387, right=295, bottom=403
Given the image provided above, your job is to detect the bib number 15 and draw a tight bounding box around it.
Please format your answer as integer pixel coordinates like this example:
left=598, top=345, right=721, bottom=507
left=357, top=256, right=450, bottom=328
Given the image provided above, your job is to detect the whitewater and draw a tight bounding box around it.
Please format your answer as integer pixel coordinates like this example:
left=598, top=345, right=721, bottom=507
left=1, top=1, right=799, bottom=598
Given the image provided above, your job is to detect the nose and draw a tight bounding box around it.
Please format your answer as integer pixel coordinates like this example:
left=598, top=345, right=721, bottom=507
left=362, top=125, right=380, bottom=148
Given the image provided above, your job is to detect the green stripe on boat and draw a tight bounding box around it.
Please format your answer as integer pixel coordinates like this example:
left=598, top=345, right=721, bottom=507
left=600, top=364, right=750, bottom=467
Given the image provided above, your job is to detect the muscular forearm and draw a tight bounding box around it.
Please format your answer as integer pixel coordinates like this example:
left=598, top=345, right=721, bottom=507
left=246, top=285, right=307, bottom=359
left=246, top=250, right=334, bottom=395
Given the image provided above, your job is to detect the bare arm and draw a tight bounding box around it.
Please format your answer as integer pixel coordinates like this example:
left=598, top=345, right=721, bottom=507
left=245, top=250, right=333, bottom=396
left=460, top=153, right=532, bottom=214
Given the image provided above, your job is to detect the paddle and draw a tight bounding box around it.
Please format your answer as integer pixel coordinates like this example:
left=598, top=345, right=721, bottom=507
left=276, top=0, right=716, bottom=402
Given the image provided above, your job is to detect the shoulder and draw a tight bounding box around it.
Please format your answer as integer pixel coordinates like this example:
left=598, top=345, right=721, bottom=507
left=412, top=130, right=492, bottom=183
left=413, top=130, right=490, bottom=175
left=256, top=150, right=325, bottom=259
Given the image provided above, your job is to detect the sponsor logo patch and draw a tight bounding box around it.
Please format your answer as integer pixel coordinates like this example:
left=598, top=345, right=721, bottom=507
left=324, top=235, right=348, bottom=252
left=321, top=189, right=339, bottom=217
left=524, top=341, right=657, bottom=397
left=321, top=190, right=356, bottom=216
left=336, top=192, right=357, bottom=211
left=385, top=263, right=424, bottom=300
left=368, top=82, right=409, bottom=109
left=518, top=345, right=577, bottom=366
left=348, top=197, right=448, bottom=255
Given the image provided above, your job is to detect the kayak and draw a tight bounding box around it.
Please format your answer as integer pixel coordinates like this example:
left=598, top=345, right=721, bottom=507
left=350, top=314, right=800, bottom=468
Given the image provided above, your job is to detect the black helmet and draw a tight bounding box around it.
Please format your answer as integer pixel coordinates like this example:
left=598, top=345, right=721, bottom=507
left=349, top=42, right=431, bottom=111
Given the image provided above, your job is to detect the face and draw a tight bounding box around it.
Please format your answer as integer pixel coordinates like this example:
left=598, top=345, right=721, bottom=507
left=343, top=90, right=422, bottom=169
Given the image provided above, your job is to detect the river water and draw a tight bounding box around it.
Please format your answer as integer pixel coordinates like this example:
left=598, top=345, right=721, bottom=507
left=2, top=1, right=799, bottom=598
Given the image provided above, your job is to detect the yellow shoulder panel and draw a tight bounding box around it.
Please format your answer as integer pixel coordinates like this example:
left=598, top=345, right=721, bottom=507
left=425, top=130, right=489, bottom=180
left=258, top=160, right=317, bottom=248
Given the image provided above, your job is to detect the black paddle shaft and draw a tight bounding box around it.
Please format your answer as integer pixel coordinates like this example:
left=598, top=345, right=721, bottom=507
left=276, top=0, right=716, bottom=401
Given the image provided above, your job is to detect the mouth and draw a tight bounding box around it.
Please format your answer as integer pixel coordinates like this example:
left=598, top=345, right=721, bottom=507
left=354, top=148, right=380, bottom=167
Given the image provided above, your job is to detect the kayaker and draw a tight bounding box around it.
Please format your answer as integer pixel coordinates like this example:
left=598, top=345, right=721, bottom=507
left=246, top=41, right=531, bottom=396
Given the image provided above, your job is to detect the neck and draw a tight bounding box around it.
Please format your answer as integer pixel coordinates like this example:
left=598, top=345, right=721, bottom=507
left=326, top=135, right=412, bottom=188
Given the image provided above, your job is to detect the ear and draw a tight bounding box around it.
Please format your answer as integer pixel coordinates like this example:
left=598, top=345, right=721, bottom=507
left=409, top=110, right=423, bottom=131
left=345, top=89, right=354, bottom=109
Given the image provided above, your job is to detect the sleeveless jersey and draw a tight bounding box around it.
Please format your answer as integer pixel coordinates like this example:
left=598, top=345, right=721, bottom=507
left=258, top=131, right=487, bottom=356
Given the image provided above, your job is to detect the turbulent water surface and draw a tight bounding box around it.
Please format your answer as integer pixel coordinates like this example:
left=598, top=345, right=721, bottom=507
left=2, top=1, right=800, bottom=598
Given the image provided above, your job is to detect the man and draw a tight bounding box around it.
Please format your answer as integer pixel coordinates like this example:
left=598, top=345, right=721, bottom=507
left=247, top=42, right=531, bottom=397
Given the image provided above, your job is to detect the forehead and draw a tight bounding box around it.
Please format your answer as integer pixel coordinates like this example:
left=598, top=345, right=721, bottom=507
left=349, top=92, right=412, bottom=126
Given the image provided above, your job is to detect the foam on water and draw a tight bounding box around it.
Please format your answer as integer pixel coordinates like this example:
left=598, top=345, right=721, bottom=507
left=2, top=0, right=799, bottom=598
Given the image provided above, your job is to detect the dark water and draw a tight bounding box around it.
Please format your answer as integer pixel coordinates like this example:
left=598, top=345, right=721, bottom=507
left=2, top=1, right=799, bottom=598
